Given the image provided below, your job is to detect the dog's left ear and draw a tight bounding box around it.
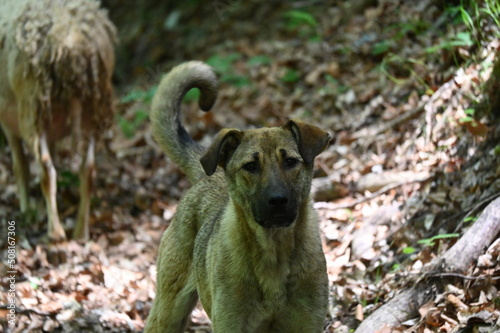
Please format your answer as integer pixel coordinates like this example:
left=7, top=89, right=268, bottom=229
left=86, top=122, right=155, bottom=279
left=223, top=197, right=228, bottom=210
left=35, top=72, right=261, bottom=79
left=283, top=119, right=330, bottom=165
left=200, top=129, right=244, bottom=176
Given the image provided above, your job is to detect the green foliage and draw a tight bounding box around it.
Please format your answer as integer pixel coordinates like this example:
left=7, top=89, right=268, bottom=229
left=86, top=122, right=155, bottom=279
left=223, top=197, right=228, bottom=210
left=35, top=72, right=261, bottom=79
left=281, top=68, right=301, bottom=83
left=324, top=74, right=349, bottom=94
left=282, top=9, right=317, bottom=29
left=58, top=169, right=79, bottom=188
left=183, top=88, right=201, bottom=103
left=371, top=40, right=392, bottom=56
left=425, top=31, right=474, bottom=53
left=390, top=263, right=401, bottom=272
left=446, top=0, right=500, bottom=45
left=207, top=53, right=242, bottom=73
left=459, top=108, right=477, bottom=123
left=282, top=9, right=320, bottom=41
left=379, top=55, right=433, bottom=95
left=463, top=215, right=478, bottom=223
left=494, top=145, right=500, bottom=156
left=206, top=53, right=251, bottom=87
left=417, top=233, right=459, bottom=247
left=118, top=110, right=149, bottom=139
left=29, top=277, right=42, bottom=290
left=402, top=246, right=416, bottom=254
left=247, top=55, right=272, bottom=66
left=121, top=85, right=158, bottom=104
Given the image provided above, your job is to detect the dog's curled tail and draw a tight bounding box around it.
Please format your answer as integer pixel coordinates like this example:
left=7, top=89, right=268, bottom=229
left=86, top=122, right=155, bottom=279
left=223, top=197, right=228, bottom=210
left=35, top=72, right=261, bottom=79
left=151, top=61, right=218, bottom=183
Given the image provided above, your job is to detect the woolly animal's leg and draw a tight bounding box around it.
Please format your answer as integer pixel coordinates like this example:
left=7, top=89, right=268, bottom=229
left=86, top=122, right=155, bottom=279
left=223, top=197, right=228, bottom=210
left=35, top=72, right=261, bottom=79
left=1, top=126, right=29, bottom=212
left=73, top=137, right=95, bottom=240
left=39, top=132, right=66, bottom=242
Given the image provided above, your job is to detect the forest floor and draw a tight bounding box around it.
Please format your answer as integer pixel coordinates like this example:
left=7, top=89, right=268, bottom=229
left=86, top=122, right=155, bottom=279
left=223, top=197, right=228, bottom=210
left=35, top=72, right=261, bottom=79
left=1, top=1, right=500, bottom=332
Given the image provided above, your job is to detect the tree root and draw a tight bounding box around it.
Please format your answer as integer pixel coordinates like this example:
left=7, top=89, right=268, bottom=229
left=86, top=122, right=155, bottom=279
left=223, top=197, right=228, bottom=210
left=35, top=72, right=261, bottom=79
left=354, top=197, right=500, bottom=332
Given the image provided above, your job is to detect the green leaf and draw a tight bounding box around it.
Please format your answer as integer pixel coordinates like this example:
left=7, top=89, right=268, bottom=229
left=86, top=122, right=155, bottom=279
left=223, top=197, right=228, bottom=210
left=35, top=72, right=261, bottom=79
left=391, top=263, right=401, bottom=272
left=183, top=88, right=201, bottom=103
left=282, top=10, right=317, bottom=29
left=418, top=233, right=460, bottom=246
left=281, top=68, right=301, bottom=83
left=164, top=10, right=181, bottom=30
left=460, top=116, right=475, bottom=123
left=58, top=169, right=79, bottom=188
left=372, top=41, right=391, bottom=55
left=248, top=55, right=272, bottom=66
left=133, top=110, right=149, bottom=126
left=402, top=247, right=416, bottom=254
left=494, top=145, right=500, bottom=156
left=221, top=74, right=251, bottom=87
left=118, top=117, right=135, bottom=138
left=206, top=53, right=242, bottom=74
left=463, top=216, right=478, bottom=223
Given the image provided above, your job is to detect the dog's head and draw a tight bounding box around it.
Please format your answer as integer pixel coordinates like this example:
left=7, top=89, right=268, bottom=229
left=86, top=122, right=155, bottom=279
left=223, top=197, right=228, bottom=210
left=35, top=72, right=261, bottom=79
left=200, top=120, right=330, bottom=229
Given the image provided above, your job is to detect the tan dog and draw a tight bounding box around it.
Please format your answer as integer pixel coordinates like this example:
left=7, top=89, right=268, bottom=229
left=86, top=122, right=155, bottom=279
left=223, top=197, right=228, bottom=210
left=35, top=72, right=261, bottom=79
left=145, top=61, right=330, bottom=333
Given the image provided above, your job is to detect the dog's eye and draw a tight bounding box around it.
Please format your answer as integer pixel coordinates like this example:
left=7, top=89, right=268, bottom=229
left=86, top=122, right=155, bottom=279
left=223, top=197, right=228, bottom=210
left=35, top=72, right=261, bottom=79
left=242, top=161, right=259, bottom=172
left=284, top=157, right=299, bottom=168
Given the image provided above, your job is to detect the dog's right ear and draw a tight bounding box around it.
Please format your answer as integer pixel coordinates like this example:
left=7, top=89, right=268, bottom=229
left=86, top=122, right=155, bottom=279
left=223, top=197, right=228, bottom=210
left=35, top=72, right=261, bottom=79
left=200, top=129, right=243, bottom=176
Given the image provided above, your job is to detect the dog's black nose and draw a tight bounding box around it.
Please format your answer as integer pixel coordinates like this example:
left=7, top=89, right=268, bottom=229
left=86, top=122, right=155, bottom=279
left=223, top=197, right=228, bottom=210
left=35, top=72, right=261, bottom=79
left=268, top=195, right=288, bottom=207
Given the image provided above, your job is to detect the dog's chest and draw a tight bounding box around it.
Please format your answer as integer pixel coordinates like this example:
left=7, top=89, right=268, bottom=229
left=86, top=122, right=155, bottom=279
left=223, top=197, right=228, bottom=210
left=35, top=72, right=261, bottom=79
left=255, top=256, right=291, bottom=306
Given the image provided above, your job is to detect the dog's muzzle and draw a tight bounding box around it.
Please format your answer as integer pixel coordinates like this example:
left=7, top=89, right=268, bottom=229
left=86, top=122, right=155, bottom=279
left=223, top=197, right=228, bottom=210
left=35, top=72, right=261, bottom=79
left=253, top=188, right=297, bottom=228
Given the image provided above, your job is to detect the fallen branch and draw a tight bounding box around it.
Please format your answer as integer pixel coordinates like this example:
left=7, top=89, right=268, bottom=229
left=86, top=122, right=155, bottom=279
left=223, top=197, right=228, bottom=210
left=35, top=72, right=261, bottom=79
left=354, top=197, right=500, bottom=333
left=314, top=175, right=432, bottom=211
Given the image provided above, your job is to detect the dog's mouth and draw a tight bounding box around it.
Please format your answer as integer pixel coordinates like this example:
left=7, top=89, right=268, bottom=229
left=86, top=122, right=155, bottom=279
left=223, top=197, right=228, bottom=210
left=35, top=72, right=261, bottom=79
left=255, top=213, right=297, bottom=228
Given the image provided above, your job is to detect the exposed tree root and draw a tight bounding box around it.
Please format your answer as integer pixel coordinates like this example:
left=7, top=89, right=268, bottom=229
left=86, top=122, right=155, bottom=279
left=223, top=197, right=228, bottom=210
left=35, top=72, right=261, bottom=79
left=355, top=197, right=500, bottom=332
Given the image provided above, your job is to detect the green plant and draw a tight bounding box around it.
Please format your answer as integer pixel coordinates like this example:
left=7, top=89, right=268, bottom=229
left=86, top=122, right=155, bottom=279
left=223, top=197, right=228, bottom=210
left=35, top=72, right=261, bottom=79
left=494, top=145, right=500, bottom=156
left=58, top=169, right=79, bottom=188
left=281, top=68, right=301, bottom=83
left=247, top=55, right=272, bottom=66
left=121, top=85, right=158, bottom=104
left=372, top=40, right=392, bottom=56
left=118, top=110, right=149, bottom=139
left=207, top=53, right=241, bottom=73
left=417, top=233, right=460, bottom=247
left=183, top=88, right=201, bottom=103
left=459, top=108, right=477, bottom=123
left=282, top=9, right=320, bottom=41
left=206, top=53, right=251, bottom=87
left=425, top=31, right=474, bottom=53
left=402, top=246, right=416, bottom=254
left=379, top=55, right=433, bottom=95
left=325, top=74, right=349, bottom=94
left=463, top=216, right=478, bottom=223
left=282, top=9, right=317, bottom=29
left=390, top=263, right=401, bottom=273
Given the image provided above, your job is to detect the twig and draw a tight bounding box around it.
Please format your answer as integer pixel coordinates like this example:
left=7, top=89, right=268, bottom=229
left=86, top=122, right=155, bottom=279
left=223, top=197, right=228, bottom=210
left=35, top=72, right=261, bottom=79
left=316, top=175, right=433, bottom=211
left=351, top=101, right=425, bottom=140
left=425, top=272, right=500, bottom=281
left=0, top=304, right=54, bottom=317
